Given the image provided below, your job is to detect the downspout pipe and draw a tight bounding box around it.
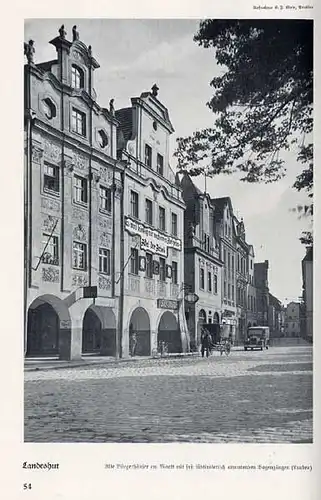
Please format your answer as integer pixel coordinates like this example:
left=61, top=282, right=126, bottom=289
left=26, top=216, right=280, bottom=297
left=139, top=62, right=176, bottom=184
left=117, top=166, right=125, bottom=359
left=24, top=63, right=32, bottom=356
left=88, top=64, right=94, bottom=286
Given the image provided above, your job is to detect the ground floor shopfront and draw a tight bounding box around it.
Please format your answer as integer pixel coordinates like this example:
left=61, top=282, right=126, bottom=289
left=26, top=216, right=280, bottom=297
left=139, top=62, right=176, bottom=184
left=185, top=302, right=221, bottom=350
left=25, top=288, right=118, bottom=360
left=122, top=296, right=189, bottom=357
left=25, top=290, right=189, bottom=360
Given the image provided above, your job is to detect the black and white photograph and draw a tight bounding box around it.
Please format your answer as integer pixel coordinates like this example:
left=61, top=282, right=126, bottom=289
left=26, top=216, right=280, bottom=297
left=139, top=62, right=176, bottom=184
left=23, top=18, right=313, bottom=444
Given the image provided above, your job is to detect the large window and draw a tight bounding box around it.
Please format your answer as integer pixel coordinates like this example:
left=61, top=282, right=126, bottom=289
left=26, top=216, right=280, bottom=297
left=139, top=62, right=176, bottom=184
left=145, top=199, right=153, bottom=225
left=159, top=257, right=166, bottom=282
left=42, top=234, right=59, bottom=265
left=145, top=144, right=152, bottom=168
left=157, top=153, right=164, bottom=175
left=71, top=108, right=86, bottom=136
left=228, top=283, right=231, bottom=300
left=99, top=248, right=110, bottom=275
left=208, top=272, right=212, bottom=292
left=200, top=268, right=205, bottom=290
left=159, top=206, right=166, bottom=231
left=171, top=212, right=178, bottom=236
left=213, top=274, right=218, bottom=294
left=172, top=261, right=178, bottom=284
left=74, top=175, right=88, bottom=204
left=130, top=247, right=139, bottom=275
left=73, top=241, right=87, bottom=270
left=145, top=252, right=153, bottom=278
left=44, top=163, right=59, bottom=193
left=71, top=65, right=84, bottom=89
left=130, top=190, right=139, bottom=218
left=224, top=280, right=227, bottom=298
left=99, top=186, right=112, bottom=212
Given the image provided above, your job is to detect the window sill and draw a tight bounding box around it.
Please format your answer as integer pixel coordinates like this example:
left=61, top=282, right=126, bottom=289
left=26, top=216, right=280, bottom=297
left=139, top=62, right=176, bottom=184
left=72, top=267, right=87, bottom=271
left=42, top=260, right=59, bottom=266
left=99, top=271, right=111, bottom=276
left=73, top=200, right=88, bottom=209
left=99, top=208, right=112, bottom=216
left=71, top=130, right=87, bottom=139
left=43, top=187, right=60, bottom=198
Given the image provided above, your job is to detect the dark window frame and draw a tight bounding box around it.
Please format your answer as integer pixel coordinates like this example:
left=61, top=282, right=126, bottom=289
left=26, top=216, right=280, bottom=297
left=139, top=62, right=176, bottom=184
left=157, top=153, right=164, bottom=175
left=44, top=163, right=60, bottom=194
left=159, top=206, right=166, bottom=232
left=74, top=174, right=88, bottom=204
left=71, top=64, right=85, bottom=89
left=130, top=247, right=139, bottom=275
left=99, top=247, right=111, bottom=275
left=99, top=185, right=112, bottom=212
left=144, top=143, right=152, bottom=168
left=71, top=107, right=86, bottom=136
left=130, top=190, right=139, bottom=219
left=145, top=198, right=153, bottom=226
left=73, top=241, right=87, bottom=270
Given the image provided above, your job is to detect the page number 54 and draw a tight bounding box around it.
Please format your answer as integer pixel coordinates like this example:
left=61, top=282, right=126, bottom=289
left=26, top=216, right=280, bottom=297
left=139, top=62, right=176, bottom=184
left=23, top=483, right=32, bottom=490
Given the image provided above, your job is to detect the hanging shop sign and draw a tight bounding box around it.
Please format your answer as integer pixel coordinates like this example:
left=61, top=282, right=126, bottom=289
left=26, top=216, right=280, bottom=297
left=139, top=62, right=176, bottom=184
left=184, top=292, right=199, bottom=305
left=157, top=298, right=179, bottom=310
left=125, top=216, right=182, bottom=257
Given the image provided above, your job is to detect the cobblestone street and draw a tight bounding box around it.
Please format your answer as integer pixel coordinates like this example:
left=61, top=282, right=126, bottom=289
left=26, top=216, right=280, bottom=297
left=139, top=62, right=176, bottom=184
left=24, top=345, right=313, bottom=443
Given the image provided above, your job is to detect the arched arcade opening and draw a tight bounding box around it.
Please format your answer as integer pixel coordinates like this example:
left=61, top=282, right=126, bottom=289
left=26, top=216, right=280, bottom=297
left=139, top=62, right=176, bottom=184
left=128, top=307, right=151, bottom=356
left=82, top=305, right=116, bottom=356
left=158, top=311, right=182, bottom=354
left=26, top=294, right=71, bottom=358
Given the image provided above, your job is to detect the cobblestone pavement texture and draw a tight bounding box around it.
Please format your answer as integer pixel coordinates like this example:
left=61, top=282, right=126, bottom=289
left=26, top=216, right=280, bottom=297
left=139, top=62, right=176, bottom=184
left=24, top=345, right=313, bottom=443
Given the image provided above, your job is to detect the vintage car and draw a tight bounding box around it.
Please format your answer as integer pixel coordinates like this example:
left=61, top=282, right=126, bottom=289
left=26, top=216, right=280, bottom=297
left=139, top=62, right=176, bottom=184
left=244, top=326, right=270, bottom=351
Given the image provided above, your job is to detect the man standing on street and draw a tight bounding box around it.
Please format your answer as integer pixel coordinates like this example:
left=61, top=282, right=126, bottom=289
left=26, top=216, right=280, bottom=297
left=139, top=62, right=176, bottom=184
left=201, top=328, right=211, bottom=358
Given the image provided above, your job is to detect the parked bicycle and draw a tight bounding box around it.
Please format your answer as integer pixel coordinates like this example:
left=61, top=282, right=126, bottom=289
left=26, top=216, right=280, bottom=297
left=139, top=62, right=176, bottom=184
left=152, top=341, right=169, bottom=358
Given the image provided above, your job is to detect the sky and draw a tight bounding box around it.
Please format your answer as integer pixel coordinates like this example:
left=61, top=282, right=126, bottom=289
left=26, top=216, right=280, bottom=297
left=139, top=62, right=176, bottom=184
left=24, top=18, right=312, bottom=305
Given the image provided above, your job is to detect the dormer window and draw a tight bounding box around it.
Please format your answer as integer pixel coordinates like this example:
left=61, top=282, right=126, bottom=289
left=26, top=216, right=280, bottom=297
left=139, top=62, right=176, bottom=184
left=71, top=64, right=84, bottom=89
left=42, top=98, right=56, bottom=120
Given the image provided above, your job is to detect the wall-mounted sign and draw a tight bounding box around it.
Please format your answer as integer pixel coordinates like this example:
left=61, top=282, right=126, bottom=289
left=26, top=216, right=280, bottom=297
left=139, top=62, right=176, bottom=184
left=83, top=286, right=98, bottom=299
left=184, top=292, right=199, bottom=305
left=125, top=216, right=181, bottom=257
left=157, top=298, right=179, bottom=310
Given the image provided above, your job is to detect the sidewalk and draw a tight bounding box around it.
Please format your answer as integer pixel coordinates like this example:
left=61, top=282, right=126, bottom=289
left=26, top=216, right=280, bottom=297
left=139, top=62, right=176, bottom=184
left=24, top=352, right=200, bottom=372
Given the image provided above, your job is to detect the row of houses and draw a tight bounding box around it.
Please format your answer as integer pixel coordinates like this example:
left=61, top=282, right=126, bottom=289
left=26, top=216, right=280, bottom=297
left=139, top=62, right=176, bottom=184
left=24, top=26, right=285, bottom=360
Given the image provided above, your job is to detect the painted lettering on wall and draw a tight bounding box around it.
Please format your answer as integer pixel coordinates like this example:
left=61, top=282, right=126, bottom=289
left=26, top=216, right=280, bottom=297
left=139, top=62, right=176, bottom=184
left=125, top=216, right=181, bottom=257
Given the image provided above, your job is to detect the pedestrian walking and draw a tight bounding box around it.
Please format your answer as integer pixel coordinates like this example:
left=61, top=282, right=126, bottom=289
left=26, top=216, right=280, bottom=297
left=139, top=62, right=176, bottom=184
left=201, top=328, right=211, bottom=358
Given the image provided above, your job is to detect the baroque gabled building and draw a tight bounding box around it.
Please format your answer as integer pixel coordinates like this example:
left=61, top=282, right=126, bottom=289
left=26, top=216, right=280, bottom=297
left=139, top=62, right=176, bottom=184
left=246, top=244, right=257, bottom=329
left=24, top=26, right=123, bottom=360
left=254, top=260, right=270, bottom=326
left=211, top=197, right=238, bottom=341
left=180, top=174, right=223, bottom=349
left=115, top=85, right=188, bottom=355
left=234, top=216, right=250, bottom=344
